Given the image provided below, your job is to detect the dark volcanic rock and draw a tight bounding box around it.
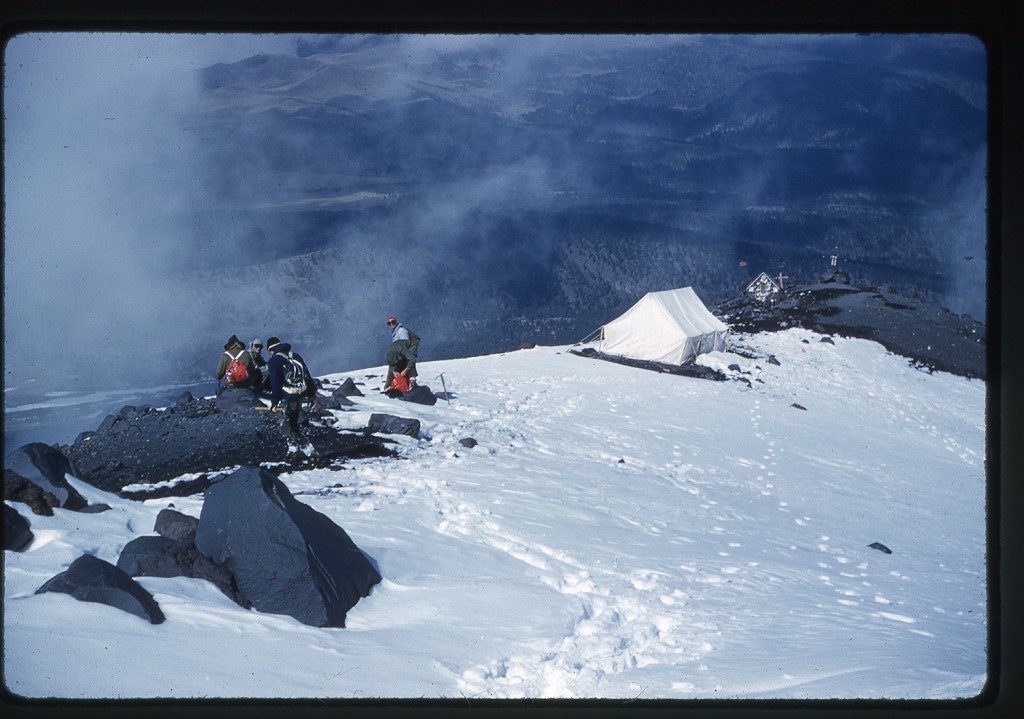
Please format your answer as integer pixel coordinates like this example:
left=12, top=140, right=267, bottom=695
left=318, top=395, right=353, bottom=410
left=117, top=535, right=250, bottom=608
left=717, top=284, right=986, bottom=380
left=368, top=413, right=421, bottom=438
left=4, top=443, right=88, bottom=511
left=154, top=508, right=200, bottom=543
left=61, top=392, right=391, bottom=496
left=401, top=385, right=437, bottom=406
left=194, top=466, right=381, bottom=628
left=459, top=437, right=478, bottom=449
left=4, top=503, right=34, bottom=551
left=331, top=391, right=360, bottom=407
left=4, top=469, right=60, bottom=516
left=36, top=553, right=165, bottom=624
left=214, top=388, right=262, bottom=411
left=334, top=378, right=364, bottom=397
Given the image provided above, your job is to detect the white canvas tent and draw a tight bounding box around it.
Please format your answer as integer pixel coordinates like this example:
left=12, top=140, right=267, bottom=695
left=594, top=287, right=729, bottom=365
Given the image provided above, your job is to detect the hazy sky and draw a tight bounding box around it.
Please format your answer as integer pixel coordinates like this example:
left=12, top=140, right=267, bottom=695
left=4, top=34, right=297, bottom=387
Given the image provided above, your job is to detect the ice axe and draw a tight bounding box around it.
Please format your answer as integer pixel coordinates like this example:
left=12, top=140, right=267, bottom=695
left=437, top=373, right=450, bottom=405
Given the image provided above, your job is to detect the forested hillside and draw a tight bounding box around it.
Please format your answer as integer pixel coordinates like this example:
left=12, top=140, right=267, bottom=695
left=172, top=34, right=985, bottom=376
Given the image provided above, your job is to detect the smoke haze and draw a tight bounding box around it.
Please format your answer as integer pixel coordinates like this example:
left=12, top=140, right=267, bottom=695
left=4, top=33, right=987, bottom=397
left=4, top=33, right=295, bottom=389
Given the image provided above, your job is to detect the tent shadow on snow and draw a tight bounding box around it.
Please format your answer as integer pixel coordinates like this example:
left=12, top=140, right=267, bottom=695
left=574, top=287, right=730, bottom=377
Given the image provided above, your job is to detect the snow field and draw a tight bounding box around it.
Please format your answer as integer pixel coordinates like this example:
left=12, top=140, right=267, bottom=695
left=3, top=329, right=986, bottom=699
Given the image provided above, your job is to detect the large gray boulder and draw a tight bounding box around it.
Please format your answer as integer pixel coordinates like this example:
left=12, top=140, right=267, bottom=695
left=194, top=466, right=381, bottom=628
left=36, top=554, right=165, bottom=624
left=4, top=443, right=88, bottom=511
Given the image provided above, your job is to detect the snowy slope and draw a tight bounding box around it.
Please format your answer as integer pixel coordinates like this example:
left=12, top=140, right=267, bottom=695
left=3, top=329, right=987, bottom=700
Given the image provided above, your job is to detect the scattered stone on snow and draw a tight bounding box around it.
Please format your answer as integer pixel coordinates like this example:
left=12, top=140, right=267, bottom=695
left=401, top=385, right=437, bottom=406
left=334, top=377, right=364, bottom=397
left=4, top=503, right=34, bottom=551
left=367, top=413, right=421, bottom=439
left=459, top=438, right=478, bottom=449
left=36, top=553, right=165, bottom=624
left=154, top=508, right=200, bottom=543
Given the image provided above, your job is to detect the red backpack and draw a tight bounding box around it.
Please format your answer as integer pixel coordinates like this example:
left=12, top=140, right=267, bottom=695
left=225, top=351, right=250, bottom=385
left=390, top=374, right=410, bottom=393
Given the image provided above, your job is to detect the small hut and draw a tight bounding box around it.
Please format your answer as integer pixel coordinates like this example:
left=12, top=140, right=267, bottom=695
left=744, top=272, right=782, bottom=306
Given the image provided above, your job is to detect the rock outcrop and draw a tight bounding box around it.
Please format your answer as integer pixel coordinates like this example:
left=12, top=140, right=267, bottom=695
left=716, top=283, right=986, bottom=380
left=61, top=391, right=393, bottom=496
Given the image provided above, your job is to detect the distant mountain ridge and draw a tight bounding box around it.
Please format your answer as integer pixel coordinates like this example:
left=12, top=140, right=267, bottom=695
left=175, top=35, right=985, bottom=377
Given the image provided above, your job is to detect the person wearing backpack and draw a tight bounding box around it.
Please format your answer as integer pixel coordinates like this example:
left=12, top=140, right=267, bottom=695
left=266, top=337, right=312, bottom=441
left=216, top=335, right=258, bottom=394
left=384, top=316, right=420, bottom=391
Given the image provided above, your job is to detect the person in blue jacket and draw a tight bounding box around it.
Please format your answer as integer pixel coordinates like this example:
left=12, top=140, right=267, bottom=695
left=265, top=337, right=311, bottom=442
